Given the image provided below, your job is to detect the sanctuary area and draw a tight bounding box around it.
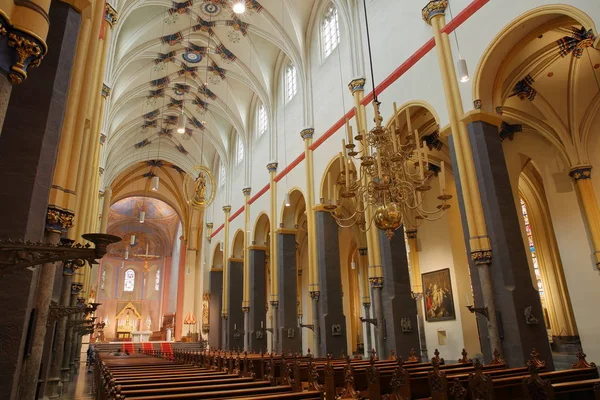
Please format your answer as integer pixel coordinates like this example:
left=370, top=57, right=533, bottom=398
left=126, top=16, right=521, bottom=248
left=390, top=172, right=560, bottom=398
left=1, top=0, right=600, bottom=399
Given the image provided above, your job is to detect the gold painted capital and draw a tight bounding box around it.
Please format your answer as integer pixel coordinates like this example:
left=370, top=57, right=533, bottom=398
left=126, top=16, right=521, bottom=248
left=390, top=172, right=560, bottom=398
left=369, top=276, right=384, bottom=288
left=470, top=249, right=492, bottom=265
left=242, top=187, right=252, bottom=196
left=5, top=29, right=47, bottom=84
left=101, top=83, right=111, bottom=98
left=266, top=162, right=278, bottom=172
left=569, top=165, right=592, bottom=181
left=104, top=3, right=118, bottom=27
left=222, top=205, right=231, bottom=213
left=406, top=229, right=417, bottom=239
left=348, top=78, right=366, bottom=94
left=300, top=128, right=314, bottom=140
left=206, top=222, right=214, bottom=228
left=46, top=205, right=74, bottom=233
left=422, top=0, right=447, bottom=24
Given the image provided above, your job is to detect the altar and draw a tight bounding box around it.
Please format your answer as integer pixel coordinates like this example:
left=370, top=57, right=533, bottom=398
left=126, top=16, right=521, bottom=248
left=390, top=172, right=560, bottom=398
left=115, top=301, right=142, bottom=342
left=132, top=331, right=152, bottom=342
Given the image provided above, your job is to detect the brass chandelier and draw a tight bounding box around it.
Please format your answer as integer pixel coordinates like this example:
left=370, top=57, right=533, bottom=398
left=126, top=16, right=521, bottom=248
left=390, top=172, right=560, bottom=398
left=325, top=0, right=452, bottom=238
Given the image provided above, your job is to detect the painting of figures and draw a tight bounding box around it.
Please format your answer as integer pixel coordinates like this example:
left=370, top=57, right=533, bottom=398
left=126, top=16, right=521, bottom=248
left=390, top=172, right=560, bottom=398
left=422, top=268, right=456, bottom=322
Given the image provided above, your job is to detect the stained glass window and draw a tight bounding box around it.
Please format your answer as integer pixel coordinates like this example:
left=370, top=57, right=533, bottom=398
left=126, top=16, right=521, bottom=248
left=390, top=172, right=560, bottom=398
left=322, top=4, right=340, bottom=58
left=520, top=198, right=544, bottom=297
left=124, top=268, right=135, bottom=292
left=155, top=268, right=160, bottom=291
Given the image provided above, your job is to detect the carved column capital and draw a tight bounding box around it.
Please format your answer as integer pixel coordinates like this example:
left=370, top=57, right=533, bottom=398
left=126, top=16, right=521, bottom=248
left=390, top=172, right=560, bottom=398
left=266, top=162, right=278, bottom=172
left=569, top=165, right=592, bottom=181
left=470, top=249, right=493, bottom=265
left=101, top=83, right=111, bottom=98
left=3, top=27, right=47, bottom=84
left=309, top=291, right=320, bottom=300
left=300, top=128, right=314, bottom=140
left=348, top=78, right=366, bottom=94
left=421, top=0, right=448, bottom=24
left=242, top=187, right=252, bottom=196
left=369, top=277, right=384, bottom=288
left=46, top=206, right=74, bottom=233
left=406, top=229, right=417, bottom=239
left=104, top=3, right=118, bottom=27
left=222, top=205, right=231, bottom=213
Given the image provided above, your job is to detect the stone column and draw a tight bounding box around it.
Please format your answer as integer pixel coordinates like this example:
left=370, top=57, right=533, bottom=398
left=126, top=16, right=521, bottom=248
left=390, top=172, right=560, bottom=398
left=249, top=248, right=267, bottom=352
left=267, top=162, right=279, bottom=352
left=208, top=270, right=223, bottom=350
left=569, top=166, right=600, bottom=267
left=315, top=211, right=347, bottom=357
left=406, top=229, right=428, bottom=360
left=358, top=248, right=372, bottom=356
left=464, top=117, right=553, bottom=368
left=242, top=187, right=252, bottom=352
left=61, top=281, right=82, bottom=385
left=227, top=259, right=244, bottom=351
left=221, top=205, right=231, bottom=349
left=300, top=128, right=321, bottom=357
left=99, top=187, right=112, bottom=233
left=44, top=263, right=76, bottom=398
left=378, top=230, right=420, bottom=360
left=277, top=231, right=301, bottom=354
left=423, top=1, right=502, bottom=360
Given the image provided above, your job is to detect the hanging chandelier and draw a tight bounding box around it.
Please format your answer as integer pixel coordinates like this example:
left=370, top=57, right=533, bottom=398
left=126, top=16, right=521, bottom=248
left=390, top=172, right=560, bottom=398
left=325, top=0, right=452, bottom=239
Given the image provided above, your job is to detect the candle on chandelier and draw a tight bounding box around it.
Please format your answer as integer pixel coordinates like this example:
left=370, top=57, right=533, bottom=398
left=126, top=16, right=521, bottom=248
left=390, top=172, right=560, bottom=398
left=440, top=161, right=446, bottom=192
left=406, top=107, right=412, bottom=133
left=423, top=141, right=429, bottom=168
left=327, top=172, right=332, bottom=204
left=338, top=151, right=344, bottom=172
left=391, top=122, right=398, bottom=153
left=345, top=159, right=350, bottom=188
left=415, top=129, right=424, bottom=180
left=342, top=139, right=347, bottom=159
left=393, top=102, right=400, bottom=127
left=348, top=125, right=354, bottom=146
left=376, top=150, right=383, bottom=180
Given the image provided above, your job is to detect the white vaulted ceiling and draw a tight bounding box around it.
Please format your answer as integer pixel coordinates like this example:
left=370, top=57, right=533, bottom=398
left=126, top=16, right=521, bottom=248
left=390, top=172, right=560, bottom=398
left=103, top=0, right=324, bottom=183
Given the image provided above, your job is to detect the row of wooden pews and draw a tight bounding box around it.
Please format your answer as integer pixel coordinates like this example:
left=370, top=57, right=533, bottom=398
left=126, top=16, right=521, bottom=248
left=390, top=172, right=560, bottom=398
left=95, top=347, right=600, bottom=400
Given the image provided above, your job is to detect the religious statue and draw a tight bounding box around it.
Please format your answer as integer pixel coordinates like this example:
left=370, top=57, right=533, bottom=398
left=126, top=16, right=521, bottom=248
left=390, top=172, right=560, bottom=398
left=193, top=172, right=207, bottom=203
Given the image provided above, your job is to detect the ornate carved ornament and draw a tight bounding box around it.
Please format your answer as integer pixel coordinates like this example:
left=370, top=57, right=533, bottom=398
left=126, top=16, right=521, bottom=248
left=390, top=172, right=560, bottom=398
left=104, top=3, right=119, bottom=27
left=0, top=13, right=47, bottom=84
left=348, top=78, right=366, bottom=94
left=369, top=276, right=384, bottom=288
left=46, top=205, right=75, bottom=233
left=470, top=249, right=492, bottom=265
left=101, top=83, right=112, bottom=98
left=266, top=162, right=278, bottom=172
left=422, top=0, right=448, bottom=24
left=569, top=165, right=592, bottom=181
left=300, top=128, right=314, bottom=140
left=47, top=304, right=89, bottom=324
left=0, top=233, right=120, bottom=272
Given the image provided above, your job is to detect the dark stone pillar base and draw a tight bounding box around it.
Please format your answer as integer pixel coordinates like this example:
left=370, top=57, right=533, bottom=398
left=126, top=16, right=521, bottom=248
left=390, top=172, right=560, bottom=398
left=277, top=233, right=301, bottom=354
left=227, top=261, right=244, bottom=351
left=316, top=212, right=347, bottom=358
left=249, top=249, right=267, bottom=353
left=208, top=270, right=223, bottom=350
left=379, top=230, right=420, bottom=360
left=466, top=120, right=553, bottom=368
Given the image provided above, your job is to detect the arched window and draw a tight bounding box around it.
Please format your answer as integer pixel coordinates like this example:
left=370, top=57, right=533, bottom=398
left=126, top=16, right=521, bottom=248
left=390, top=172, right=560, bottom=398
left=124, top=268, right=135, bottom=292
left=219, top=161, right=226, bottom=186
left=285, top=64, right=297, bottom=102
left=322, top=4, right=340, bottom=58
left=520, top=198, right=544, bottom=297
left=155, top=268, right=160, bottom=291
left=258, top=104, right=267, bottom=136
left=236, top=134, right=244, bottom=164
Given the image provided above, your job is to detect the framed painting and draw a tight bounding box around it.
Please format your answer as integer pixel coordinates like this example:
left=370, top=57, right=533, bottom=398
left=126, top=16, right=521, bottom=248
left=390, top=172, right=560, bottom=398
left=422, top=268, right=456, bottom=322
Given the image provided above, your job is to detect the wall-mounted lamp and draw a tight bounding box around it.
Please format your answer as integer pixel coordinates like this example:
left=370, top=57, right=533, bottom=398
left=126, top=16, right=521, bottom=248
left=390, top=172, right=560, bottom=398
left=151, top=176, right=160, bottom=191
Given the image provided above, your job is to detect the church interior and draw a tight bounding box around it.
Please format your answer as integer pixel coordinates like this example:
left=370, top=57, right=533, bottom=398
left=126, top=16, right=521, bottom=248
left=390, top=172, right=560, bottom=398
left=1, top=0, right=600, bottom=399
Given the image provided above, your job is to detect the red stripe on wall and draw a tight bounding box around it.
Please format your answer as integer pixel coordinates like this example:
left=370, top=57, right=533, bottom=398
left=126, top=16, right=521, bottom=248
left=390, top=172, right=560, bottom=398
left=275, top=153, right=306, bottom=182
left=249, top=184, right=270, bottom=205
left=211, top=0, right=489, bottom=238
left=229, top=206, right=244, bottom=222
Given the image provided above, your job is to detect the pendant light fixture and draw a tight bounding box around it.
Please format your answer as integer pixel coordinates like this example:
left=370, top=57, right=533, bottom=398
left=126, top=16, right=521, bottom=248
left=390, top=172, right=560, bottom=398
left=351, top=260, right=356, bottom=270
left=448, top=0, right=469, bottom=83
left=284, top=193, right=291, bottom=207
left=130, top=234, right=136, bottom=246
left=124, top=248, right=129, bottom=260
left=232, top=0, right=246, bottom=14
left=139, top=210, right=146, bottom=224
left=151, top=175, right=160, bottom=191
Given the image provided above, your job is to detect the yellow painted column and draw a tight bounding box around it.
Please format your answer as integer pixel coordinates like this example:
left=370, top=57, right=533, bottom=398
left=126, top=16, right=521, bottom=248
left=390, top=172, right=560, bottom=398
left=221, top=205, right=231, bottom=347
left=266, top=162, right=279, bottom=352
left=242, top=186, right=251, bottom=351
left=300, top=128, right=321, bottom=357
left=348, top=78, right=385, bottom=355
left=64, top=0, right=104, bottom=220
left=49, top=14, right=92, bottom=211
left=422, top=0, right=501, bottom=355
left=99, top=186, right=111, bottom=232
left=569, top=166, right=600, bottom=267
left=357, top=248, right=372, bottom=355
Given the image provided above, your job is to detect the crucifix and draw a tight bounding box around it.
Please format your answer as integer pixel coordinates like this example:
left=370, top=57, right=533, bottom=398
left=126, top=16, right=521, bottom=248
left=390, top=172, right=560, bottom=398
left=133, top=241, right=160, bottom=272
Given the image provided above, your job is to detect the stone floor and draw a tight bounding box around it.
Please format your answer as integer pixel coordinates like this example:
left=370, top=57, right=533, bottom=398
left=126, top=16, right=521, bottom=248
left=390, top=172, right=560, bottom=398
left=64, top=346, right=94, bottom=400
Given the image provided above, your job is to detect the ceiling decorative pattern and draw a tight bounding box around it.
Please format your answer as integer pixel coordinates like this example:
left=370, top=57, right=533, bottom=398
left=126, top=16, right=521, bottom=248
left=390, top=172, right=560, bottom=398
left=103, top=0, right=321, bottom=185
